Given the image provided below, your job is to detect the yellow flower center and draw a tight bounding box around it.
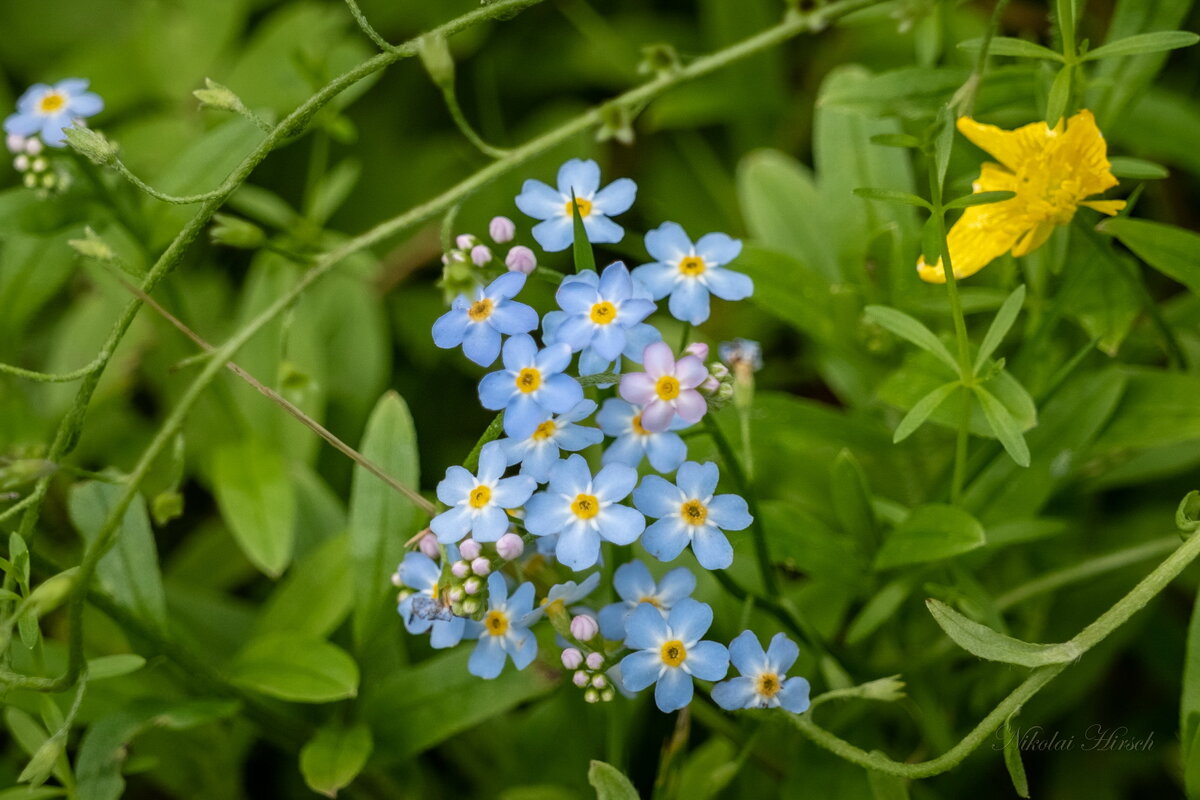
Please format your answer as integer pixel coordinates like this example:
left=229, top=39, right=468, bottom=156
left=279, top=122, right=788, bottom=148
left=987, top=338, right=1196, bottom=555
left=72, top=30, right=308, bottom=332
left=655, top=375, right=680, bottom=401
left=531, top=420, right=557, bottom=441
left=515, top=367, right=542, bottom=393
left=571, top=493, right=600, bottom=520
left=660, top=639, right=687, bottom=667
left=484, top=610, right=509, bottom=637
left=564, top=197, right=592, bottom=217
left=469, top=485, right=492, bottom=509
left=756, top=671, right=781, bottom=698
left=38, top=92, right=66, bottom=114
left=638, top=596, right=662, bottom=609
left=589, top=301, right=617, bottom=325
left=678, top=256, right=706, bottom=276
left=468, top=298, right=494, bottom=322
left=681, top=499, right=708, bottom=525
left=630, top=413, right=649, bottom=436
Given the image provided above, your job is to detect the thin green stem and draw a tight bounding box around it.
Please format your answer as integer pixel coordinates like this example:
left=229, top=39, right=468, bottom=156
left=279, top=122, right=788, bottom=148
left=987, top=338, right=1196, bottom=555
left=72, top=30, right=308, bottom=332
left=0, top=356, right=105, bottom=383
left=678, top=322, right=691, bottom=353
left=441, top=85, right=512, bottom=159
left=343, top=0, right=398, bottom=53
left=112, top=158, right=231, bottom=205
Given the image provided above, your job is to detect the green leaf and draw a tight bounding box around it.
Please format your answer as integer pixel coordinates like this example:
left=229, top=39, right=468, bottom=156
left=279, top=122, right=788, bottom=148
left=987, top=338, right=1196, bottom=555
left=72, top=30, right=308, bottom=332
left=1045, top=64, right=1073, bottom=125
left=975, top=385, right=1032, bottom=467
left=18, top=735, right=64, bottom=787
left=1059, top=222, right=1140, bottom=355
left=869, top=133, right=921, bottom=148
left=0, top=787, right=66, bottom=800
left=1183, top=587, right=1200, bottom=756
left=974, top=285, right=1026, bottom=373
left=893, top=382, right=961, bottom=443
left=1108, top=156, right=1169, bottom=180
left=1093, top=370, right=1200, bottom=451
left=349, top=391, right=421, bottom=647
left=4, top=709, right=68, bottom=790
left=86, top=654, right=146, bottom=681
left=926, top=598, right=1077, bottom=666
left=300, top=722, right=373, bottom=798
left=852, top=187, right=931, bottom=209
left=255, top=534, right=352, bottom=639
left=874, top=504, right=986, bottom=569
left=67, top=482, right=168, bottom=633
left=1098, top=216, right=1200, bottom=296
left=231, top=633, right=359, bottom=703
left=864, top=305, right=959, bottom=374
left=944, top=190, right=1015, bottom=210
left=571, top=192, right=596, bottom=274
left=1002, top=718, right=1031, bottom=798
left=309, top=159, right=362, bottom=226
left=211, top=439, right=295, bottom=577
left=587, top=761, right=639, bottom=800
left=958, top=36, right=1065, bottom=61
left=846, top=578, right=914, bottom=645
left=831, top=450, right=878, bottom=552
left=1083, top=30, right=1199, bottom=61
left=866, top=764, right=910, bottom=800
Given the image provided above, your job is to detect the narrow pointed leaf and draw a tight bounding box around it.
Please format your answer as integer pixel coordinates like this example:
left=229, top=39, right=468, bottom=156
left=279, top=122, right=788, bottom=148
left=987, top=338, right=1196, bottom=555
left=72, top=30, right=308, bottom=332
left=926, top=598, right=1076, bottom=666
left=1083, top=31, right=1199, bottom=61
left=874, top=504, right=985, bottom=569
left=975, top=385, right=1032, bottom=467
left=852, top=187, right=932, bottom=209
left=865, top=305, right=959, bottom=374
left=1002, top=718, right=1031, bottom=798
left=572, top=191, right=596, bottom=274
left=893, top=381, right=960, bottom=443
left=945, top=190, right=1015, bottom=210
left=1098, top=216, right=1200, bottom=296
left=958, top=36, right=1065, bottom=61
left=974, top=285, right=1026, bottom=373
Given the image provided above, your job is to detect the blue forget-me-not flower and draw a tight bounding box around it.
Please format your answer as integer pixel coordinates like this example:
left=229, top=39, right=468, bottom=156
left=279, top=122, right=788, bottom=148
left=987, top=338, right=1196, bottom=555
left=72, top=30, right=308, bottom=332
left=596, top=398, right=688, bottom=474
left=479, top=334, right=583, bottom=439
left=498, top=399, right=603, bottom=483
left=514, top=158, right=636, bottom=252
left=431, top=441, right=536, bottom=543
left=633, top=222, right=753, bottom=325
left=432, top=272, right=539, bottom=367
left=618, top=598, right=729, bottom=712
left=468, top=572, right=537, bottom=679
left=598, top=560, right=696, bottom=641
left=633, top=461, right=752, bottom=570
left=4, top=79, right=103, bottom=148
left=712, top=631, right=811, bottom=712
left=542, top=262, right=659, bottom=375
left=395, top=547, right=474, bottom=648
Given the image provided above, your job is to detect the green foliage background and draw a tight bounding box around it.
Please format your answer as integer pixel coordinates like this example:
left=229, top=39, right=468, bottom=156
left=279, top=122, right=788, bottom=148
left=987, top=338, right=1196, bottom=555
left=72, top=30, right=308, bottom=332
left=1, top=0, right=1200, bottom=797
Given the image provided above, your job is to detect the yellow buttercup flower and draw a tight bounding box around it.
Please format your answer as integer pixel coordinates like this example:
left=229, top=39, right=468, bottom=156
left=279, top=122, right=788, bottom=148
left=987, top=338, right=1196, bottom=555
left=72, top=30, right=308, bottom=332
left=918, top=109, right=1125, bottom=283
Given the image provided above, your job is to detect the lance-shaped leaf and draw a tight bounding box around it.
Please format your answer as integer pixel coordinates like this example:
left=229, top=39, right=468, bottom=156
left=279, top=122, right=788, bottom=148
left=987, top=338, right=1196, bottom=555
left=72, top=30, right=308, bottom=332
left=893, top=381, right=960, bottom=443
left=926, top=598, right=1077, bottom=666
left=1082, top=31, right=1199, bottom=61
left=974, top=285, right=1026, bottom=373
left=864, top=305, right=959, bottom=374
left=975, top=384, right=1032, bottom=467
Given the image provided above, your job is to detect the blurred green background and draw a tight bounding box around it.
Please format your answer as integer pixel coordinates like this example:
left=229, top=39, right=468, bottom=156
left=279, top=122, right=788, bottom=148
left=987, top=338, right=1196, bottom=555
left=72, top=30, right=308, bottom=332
left=2, top=0, right=1200, bottom=797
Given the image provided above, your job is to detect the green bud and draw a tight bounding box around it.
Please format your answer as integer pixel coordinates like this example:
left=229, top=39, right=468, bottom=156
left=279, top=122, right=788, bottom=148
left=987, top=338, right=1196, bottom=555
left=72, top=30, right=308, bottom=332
left=64, top=125, right=119, bottom=166
left=0, top=459, right=55, bottom=491
left=418, top=34, right=456, bottom=88
left=596, top=103, right=635, bottom=146
left=68, top=227, right=116, bottom=263
left=860, top=674, right=907, bottom=703
left=27, top=568, right=79, bottom=617
left=638, top=43, right=681, bottom=77
left=193, top=78, right=249, bottom=115
left=210, top=213, right=265, bottom=249
left=1177, top=490, right=1200, bottom=535
left=152, top=490, right=185, bottom=527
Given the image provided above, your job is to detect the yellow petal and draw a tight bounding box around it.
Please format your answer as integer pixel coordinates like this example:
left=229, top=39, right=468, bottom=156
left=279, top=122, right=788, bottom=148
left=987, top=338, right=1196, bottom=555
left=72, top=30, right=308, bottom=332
left=917, top=202, right=1028, bottom=283
left=957, top=116, right=1051, bottom=173
left=974, top=162, right=1017, bottom=192
left=1010, top=219, right=1056, bottom=257
left=1081, top=199, right=1125, bottom=215
left=1058, top=109, right=1119, bottom=196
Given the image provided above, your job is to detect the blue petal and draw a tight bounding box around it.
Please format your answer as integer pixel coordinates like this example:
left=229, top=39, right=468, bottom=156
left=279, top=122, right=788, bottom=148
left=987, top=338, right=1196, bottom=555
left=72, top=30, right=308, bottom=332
left=668, top=598, right=714, bottom=645
left=462, top=323, right=501, bottom=367
left=685, top=641, right=729, bottom=681
left=579, top=347, right=614, bottom=376
left=472, top=506, right=509, bottom=542
left=655, top=567, right=696, bottom=606
left=778, top=677, right=812, bottom=713
left=613, top=560, right=656, bottom=602
left=593, top=178, right=636, bottom=217
left=728, top=630, right=768, bottom=676
left=429, top=616, right=467, bottom=648
left=436, top=466, right=475, bottom=504
left=704, top=267, right=754, bottom=301
left=40, top=114, right=72, bottom=147
left=633, top=475, right=681, bottom=518
left=593, top=463, right=637, bottom=502
left=668, top=280, right=711, bottom=325
left=430, top=505, right=471, bottom=543
left=766, top=633, right=800, bottom=674
left=603, top=435, right=645, bottom=469
left=536, top=374, right=583, bottom=414
left=520, top=444, right=559, bottom=483
left=491, top=474, right=537, bottom=508
left=487, top=271, right=528, bottom=300
left=641, top=517, right=691, bottom=563
left=707, top=494, right=753, bottom=531
left=555, top=315, right=595, bottom=351
left=508, top=581, right=536, bottom=618
left=486, top=571, right=510, bottom=604
left=68, top=92, right=104, bottom=117
left=54, top=78, right=90, bottom=95
left=655, top=667, right=694, bottom=712
left=676, top=461, right=720, bottom=500
left=596, top=399, right=634, bottom=435
left=536, top=343, right=573, bottom=375
left=645, top=432, right=687, bottom=473
left=468, top=636, right=508, bottom=679
left=479, top=370, right=516, bottom=410
left=591, top=324, right=625, bottom=362
left=563, top=398, right=598, bottom=423
left=557, top=280, right=598, bottom=315
left=625, top=602, right=669, bottom=650
left=524, top=492, right=571, bottom=536
left=599, top=261, right=632, bottom=301
left=622, top=323, right=663, bottom=362
left=397, top=552, right=440, bottom=592
left=431, top=308, right=469, bottom=348
left=504, top=394, right=548, bottom=439
left=556, top=424, right=603, bottom=452
left=694, top=232, right=742, bottom=266
left=502, top=333, right=538, bottom=371
left=581, top=214, right=624, bottom=245
left=692, top=526, right=734, bottom=570
left=619, top=650, right=663, bottom=692
left=617, top=298, right=656, bottom=327
left=541, top=310, right=566, bottom=345
left=556, top=523, right=601, bottom=570
left=477, top=440, right=507, bottom=483
left=599, top=601, right=631, bottom=641
left=4, top=112, right=41, bottom=136
left=712, top=676, right=757, bottom=710
left=549, top=454, right=592, bottom=496
left=596, top=504, right=645, bottom=546
left=508, top=628, right=538, bottom=669
left=556, top=158, right=601, bottom=198
left=644, top=222, right=693, bottom=264
left=515, top=179, right=563, bottom=220
left=398, top=595, right=432, bottom=634
left=632, top=262, right=678, bottom=300
left=489, top=301, right=539, bottom=335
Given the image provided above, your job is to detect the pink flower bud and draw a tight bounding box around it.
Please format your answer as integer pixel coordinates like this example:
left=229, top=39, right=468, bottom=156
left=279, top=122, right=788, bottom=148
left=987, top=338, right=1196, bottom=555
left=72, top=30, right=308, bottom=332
left=470, top=244, right=492, bottom=266
left=489, top=216, right=516, bottom=243
left=391, top=572, right=403, bottom=586
left=505, top=245, right=536, bottom=275
left=456, top=234, right=476, bottom=250
left=459, top=539, right=482, bottom=561
left=570, top=615, right=599, bottom=641
left=561, top=648, right=584, bottom=669
left=6, top=134, right=25, bottom=154
left=471, top=557, right=491, bottom=576
left=586, top=651, right=604, bottom=670
left=449, top=587, right=465, bottom=602
left=701, top=376, right=720, bottom=393
left=451, top=560, right=470, bottom=578
left=591, top=674, right=607, bottom=689
left=496, top=532, right=525, bottom=560
left=573, top=670, right=590, bottom=687
left=24, top=138, right=43, bottom=156
left=464, top=577, right=482, bottom=595
left=685, top=342, right=710, bottom=360
left=418, top=531, right=439, bottom=559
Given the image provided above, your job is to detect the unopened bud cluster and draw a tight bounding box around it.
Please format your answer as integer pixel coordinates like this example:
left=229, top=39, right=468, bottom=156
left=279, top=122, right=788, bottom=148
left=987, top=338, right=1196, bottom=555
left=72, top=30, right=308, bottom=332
left=440, top=216, right=537, bottom=302
left=7, top=134, right=68, bottom=193
left=561, top=638, right=615, bottom=703
left=397, top=530, right=528, bottom=618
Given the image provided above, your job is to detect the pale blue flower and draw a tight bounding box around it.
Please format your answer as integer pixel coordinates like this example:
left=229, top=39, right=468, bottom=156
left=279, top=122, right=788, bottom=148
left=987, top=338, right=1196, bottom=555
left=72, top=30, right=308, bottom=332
left=541, top=262, right=658, bottom=375
left=523, top=454, right=644, bottom=570
left=618, top=598, right=729, bottom=712
left=4, top=79, right=104, bottom=148
left=712, top=631, right=811, bottom=712
left=596, top=398, right=688, bottom=474
left=478, top=334, right=583, bottom=439
left=430, top=441, right=536, bottom=543
left=467, top=572, right=537, bottom=679
left=498, top=399, right=602, bottom=482
left=394, top=547, right=475, bottom=648
left=514, top=158, right=636, bottom=252
left=598, top=560, right=695, bottom=641
left=633, top=222, right=753, bottom=325
left=633, top=461, right=752, bottom=569
left=521, top=572, right=602, bottom=626
left=432, top=272, right=538, bottom=366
